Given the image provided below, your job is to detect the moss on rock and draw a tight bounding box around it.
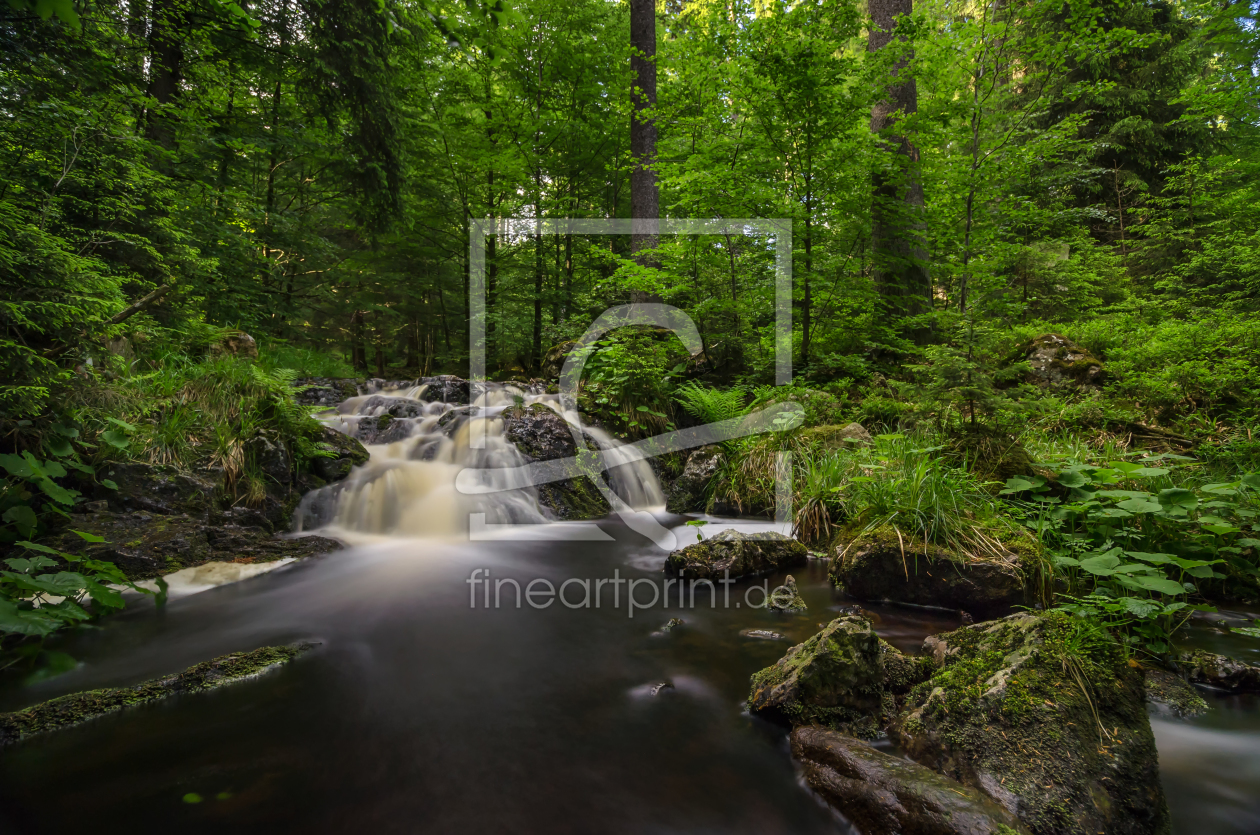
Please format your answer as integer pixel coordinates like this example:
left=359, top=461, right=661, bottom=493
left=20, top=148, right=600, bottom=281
left=665, top=529, right=807, bottom=581
left=0, top=643, right=316, bottom=746
left=892, top=612, right=1169, bottom=835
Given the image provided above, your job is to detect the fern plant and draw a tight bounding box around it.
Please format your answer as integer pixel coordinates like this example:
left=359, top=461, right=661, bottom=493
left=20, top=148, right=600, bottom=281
left=674, top=382, right=750, bottom=426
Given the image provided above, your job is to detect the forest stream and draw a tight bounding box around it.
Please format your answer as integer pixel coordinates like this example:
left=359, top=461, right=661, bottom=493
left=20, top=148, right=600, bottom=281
left=0, top=385, right=1258, bottom=835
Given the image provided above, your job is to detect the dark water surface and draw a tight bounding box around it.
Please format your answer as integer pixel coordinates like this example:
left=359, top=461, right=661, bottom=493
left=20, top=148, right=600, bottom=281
left=2, top=519, right=1258, bottom=834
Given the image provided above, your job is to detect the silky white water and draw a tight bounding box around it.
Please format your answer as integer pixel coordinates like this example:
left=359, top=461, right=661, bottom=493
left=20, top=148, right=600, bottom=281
left=295, top=381, right=665, bottom=543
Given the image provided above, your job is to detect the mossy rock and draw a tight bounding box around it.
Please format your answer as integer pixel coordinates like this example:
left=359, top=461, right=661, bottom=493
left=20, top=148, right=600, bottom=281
left=1176, top=649, right=1260, bottom=693
left=892, top=612, right=1169, bottom=835
left=501, top=403, right=611, bottom=520
left=664, top=529, right=807, bottom=580
left=0, top=643, right=316, bottom=746
left=1024, top=334, right=1104, bottom=388
left=664, top=445, right=723, bottom=513
left=797, top=422, right=873, bottom=448
left=1143, top=668, right=1207, bottom=718
left=830, top=525, right=1031, bottom=617
left=792, top=726, right=1030, bottom=835
left=747, top=615, right=932, bottom=736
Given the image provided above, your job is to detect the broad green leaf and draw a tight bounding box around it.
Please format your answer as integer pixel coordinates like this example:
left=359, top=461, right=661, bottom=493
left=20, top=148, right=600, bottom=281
left=1126, top=551, right=1175, bottom=564
left=1203, top=523, right=1241, bottom=536
left=71, top=530, right=105, bottom=543
left=1054, top=555, right=1081, bottom=568
left=0, top=598, right=59, bottom=636
left=1130, top=575, right=1188, bottom=595
left=1158, top=488, right=1198, bottom=513
left=1233, top=627, right=1260, bottom=639
left=1097, top=508, right=1133, bottom=519
left=1057, top=471, right=1087, bottom=488
left=1097, top=490, right=1151, bottom=499
left=101, top=429, right=130, bottom=450
left=105, top=417, right=137, bottom=432
left=1117, top=498, right=1162, bottom=513
left=101, top=479, right=118, bottom=490
left=0, top=453, right=35, bottom=478
left=2, top=505, right=38, bottom=534
left=1079, top=554, right=1121, bottom=575
left=36, top=477, right=77, bottom=506
left=1001, top=477, right=1037, bottom=494
left=46, top=437, right=74, bottom=458
left=15, top=541, right=61, bottom=555
left=51, top=423, right=80, bottom=439
left=1118, top=597, right=1162, bottom=618
left=1238, top=538, right=1260, bottom=548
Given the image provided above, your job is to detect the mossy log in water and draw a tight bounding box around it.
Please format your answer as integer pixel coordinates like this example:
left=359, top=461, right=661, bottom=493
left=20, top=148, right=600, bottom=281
left=0, top=643, right=316, bottom=746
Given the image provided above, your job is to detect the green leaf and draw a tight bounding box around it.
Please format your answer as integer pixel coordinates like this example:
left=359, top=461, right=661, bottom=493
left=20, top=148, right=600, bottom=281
left=1116, top=498, right=1162, bottom=513
left=101, top=429, right=130, bottom=450
left=105, top=417, right=137, bottom=432
left=52, top=423, right=80, bottom=439
left=36, top=477, right=77, bottom=506
left=15, top=541, right=61, bottom=555
left=0, top=453, right=35, bottom=478
left=1232, top=627, right=1260, bottom=639
left=1125, top=551, right=1174, bottom=565
left=46, top=437, right=74, bottom=458
left=1158, top=488, right=1199, bottom=513
left=1238, top=538, right=1260, bottom=548
left=71, top=529, right=105, bottom=543
left=1203, top=523, right=1241, bottom=535
left=1129, top=575, right=1187, bottom=596
left=0, top=598, right=60, bottom=636
left=1056, top=471, right=1088, bottom=488
left=1079, top=553, right=1121, bottom=575
left=2, top=505, right=38, bottom=535
left=101, top=479, right=118, bottom=490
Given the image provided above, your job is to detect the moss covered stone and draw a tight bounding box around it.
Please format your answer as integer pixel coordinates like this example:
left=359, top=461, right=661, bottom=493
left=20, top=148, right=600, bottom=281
left=1144, top=668, right=1208, bottom=718
left=892, top=612, right=1169, bottom=835
left=665, top=529, right=807, bottom=581
left=0, top=643, right=315, bottom=746
left=748, top=615, right=931, bottom=737
left=830, top=524, right=1030, bottom=616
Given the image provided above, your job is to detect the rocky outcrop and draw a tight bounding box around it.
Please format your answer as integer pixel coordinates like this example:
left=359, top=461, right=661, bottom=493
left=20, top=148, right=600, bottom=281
left=294, top=377, right=362, bottom=407
left=747, top=615, right=929, bottom=736
left=501, top=403, right=610, bottom=520
left=0, top=643, right=316, bottom=746
left=1177, top=649, right=1260, bottom=693
left=665, top=445, right=723, bottom=513
left=792, top=726, right=1029, bottom=835
left=293, top=375, right=472, bottom=408
left=664, top=529, right=807, bottom=580
left=892, top=612, right=1169, bottom=835
left=831, top=526, right=1028, bottom=617
left=1025, top=334, right=1103, bottom=388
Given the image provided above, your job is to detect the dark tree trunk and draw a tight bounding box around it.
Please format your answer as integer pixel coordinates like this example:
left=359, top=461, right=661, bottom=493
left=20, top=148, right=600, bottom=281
left=869, top=0, right=932, bottom=344
left=629, top=0, right=659, bottom=280
left=351, top=309, right=366, bottom=371
left=143, top=0, right=185, bottom=149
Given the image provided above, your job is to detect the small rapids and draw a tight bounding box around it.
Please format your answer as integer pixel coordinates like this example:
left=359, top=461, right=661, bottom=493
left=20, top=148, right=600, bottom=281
left=295, top=380, right=664, bottom=542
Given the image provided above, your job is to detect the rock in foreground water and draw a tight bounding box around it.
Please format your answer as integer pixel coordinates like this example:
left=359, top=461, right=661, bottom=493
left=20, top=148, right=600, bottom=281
left=664, top=529, right=806, bottom=580
left=1177, top=649, right=1260, bottom=693
left=791, top=726, right=1029, bottom=835
left=892, top=612, right=1169, bottom=835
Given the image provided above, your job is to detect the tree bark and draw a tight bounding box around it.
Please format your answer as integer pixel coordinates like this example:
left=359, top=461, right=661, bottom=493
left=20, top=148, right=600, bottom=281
left=629, top=0, right=659, bottom=277
left=869, top=0, right=932, bottom=344
left=143, top=0, right=186, bottom=149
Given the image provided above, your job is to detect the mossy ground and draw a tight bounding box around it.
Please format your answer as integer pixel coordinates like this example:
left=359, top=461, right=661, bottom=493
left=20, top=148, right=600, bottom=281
left=0, top=643, right=314, bottom=745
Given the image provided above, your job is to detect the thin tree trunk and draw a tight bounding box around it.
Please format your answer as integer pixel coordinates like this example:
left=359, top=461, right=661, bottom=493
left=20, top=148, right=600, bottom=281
left=629, top=0, right=659, bottom=281
left=869, top=0, right=932, bottom=344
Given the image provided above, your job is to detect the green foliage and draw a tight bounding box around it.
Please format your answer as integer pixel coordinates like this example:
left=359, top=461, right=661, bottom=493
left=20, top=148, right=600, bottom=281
left=1002, top=455, right=1260, bottom=653
left=674, top=382, right=749, bottom=426
left=578, top=332, right=685, bottom=437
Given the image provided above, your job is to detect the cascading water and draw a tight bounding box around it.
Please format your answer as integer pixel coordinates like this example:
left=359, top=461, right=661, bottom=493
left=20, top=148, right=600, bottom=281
left=295, top=380, right=665, bottom=542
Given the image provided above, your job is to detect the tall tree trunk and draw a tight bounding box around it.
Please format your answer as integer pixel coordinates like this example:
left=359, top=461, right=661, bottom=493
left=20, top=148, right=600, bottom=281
left=629, top=0, right=659, bottom=282
left=351, top=309, right=366, bottom=371
left=868, top=0, right=932, bottom=345
left=532, top=187, right=544, bottom=373
left=143, top=0, right=184, bottom=149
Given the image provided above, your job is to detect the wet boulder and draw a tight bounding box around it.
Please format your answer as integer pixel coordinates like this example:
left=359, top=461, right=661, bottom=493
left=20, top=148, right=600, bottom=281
left=93, top=462, right=218, bottom=518
left=1177, top=649, right=1260, bottom=693
left=311, top=425, right=371, bottom=481
left=791, top=726, right=1030, bottom=835
left=293, top=377, right=360, bottom=408
left=246, top=435, right=292, bottom=483
left=748, top=615, right=928, bottom=736
left=417, top=375, right=470, bottom=405
left=1025, top=333, right=1103, bottom=388
left=830, top=526, right=1028, bottom=617
left=892, top=612, right=1169, bottom=835
left=501, top=404, right=610, bottom=521
left=665, top=445, right=723, bottom=513
left=664, top=529, right=807, bottom=581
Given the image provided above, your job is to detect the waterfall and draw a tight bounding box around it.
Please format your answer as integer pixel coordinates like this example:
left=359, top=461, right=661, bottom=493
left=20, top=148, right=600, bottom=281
left=295, top=380, right=666, bottom=542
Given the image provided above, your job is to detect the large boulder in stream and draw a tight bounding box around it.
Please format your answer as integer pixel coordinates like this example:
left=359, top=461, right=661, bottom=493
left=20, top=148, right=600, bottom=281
left=500, top=403, right=610, bottom=520
left=664, top=529, right=807, bottom=581
left=747, top=615, right=929, bottom=736
left=892, top=612, right=1170, bottom=835
left=791, top=726, right=1029, bottom=835
left=830, top=526, right=1030, bottom=617
left=311, top=425, right=370, bottom=480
